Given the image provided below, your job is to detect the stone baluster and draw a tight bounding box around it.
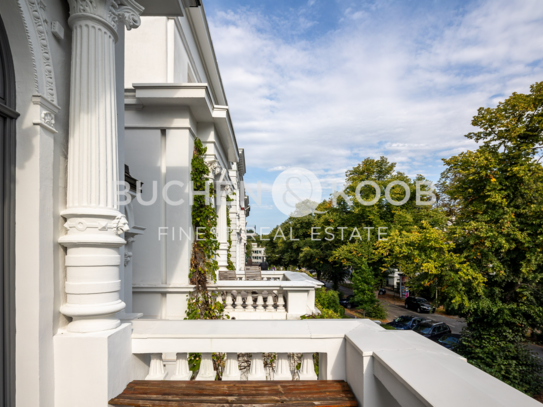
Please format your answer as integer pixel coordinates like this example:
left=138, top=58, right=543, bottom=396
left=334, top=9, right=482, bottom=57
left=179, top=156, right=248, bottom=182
left=196, top=353, right=216, bottom=381
left=245, top=291, right=255, bottom=312
left=274, top=353, right=292, bottom=380
left=255, top=291, right=265, bottom=311
left=170, top=353, right=191, bottom=380
left=222, top=353, right=241, bottom=381
left=59, top=0, right=144, bottom=333
left=216, top=291, right=224, bottom=307
left=266, top=291, right=275, bottom=312
left=235, top=291, right=243, bottom=311
left=298, top=353, right=317, bottom=380
left=146, top=354, right=167, bottom=380
left=276, top=291, right=286, bottom=313
left=248, top=353, right=266, bottom=380
left=225, top=291, right=234, bottom=312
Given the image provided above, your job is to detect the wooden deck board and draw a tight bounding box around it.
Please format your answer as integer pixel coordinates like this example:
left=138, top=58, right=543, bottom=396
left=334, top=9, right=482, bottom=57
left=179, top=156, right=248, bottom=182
left=110, top=380, right=359, bottom=407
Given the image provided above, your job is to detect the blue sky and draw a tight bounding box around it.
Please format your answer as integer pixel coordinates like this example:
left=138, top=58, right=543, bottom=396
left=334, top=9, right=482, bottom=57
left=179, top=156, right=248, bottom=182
left=203, top=0, right=543, bottom=230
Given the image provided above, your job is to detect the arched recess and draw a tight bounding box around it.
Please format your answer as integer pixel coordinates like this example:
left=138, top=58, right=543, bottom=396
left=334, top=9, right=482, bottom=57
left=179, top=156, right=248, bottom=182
left=0, top=11, right=17, bottom=407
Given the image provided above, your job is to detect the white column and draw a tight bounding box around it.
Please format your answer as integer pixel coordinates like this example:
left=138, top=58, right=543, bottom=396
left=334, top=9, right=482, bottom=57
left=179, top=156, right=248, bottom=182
left=217, top=186, right=229, bottom=271
left=59, top=0, right=143, bottom=333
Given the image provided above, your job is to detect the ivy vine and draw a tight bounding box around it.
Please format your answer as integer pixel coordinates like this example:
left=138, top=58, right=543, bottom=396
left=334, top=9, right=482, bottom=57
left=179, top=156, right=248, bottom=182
left=185, top=138, right=226, bottom=320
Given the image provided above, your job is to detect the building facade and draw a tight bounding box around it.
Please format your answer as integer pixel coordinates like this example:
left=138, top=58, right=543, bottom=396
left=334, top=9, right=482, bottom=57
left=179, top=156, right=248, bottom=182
left=0, top=0, right=253, bottom=405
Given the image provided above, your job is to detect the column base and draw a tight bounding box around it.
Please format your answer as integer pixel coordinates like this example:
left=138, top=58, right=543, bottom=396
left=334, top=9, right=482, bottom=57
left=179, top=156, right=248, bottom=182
left=61, top=300, right=126, bottom=333
left=65, top=315, right=121, bottom=333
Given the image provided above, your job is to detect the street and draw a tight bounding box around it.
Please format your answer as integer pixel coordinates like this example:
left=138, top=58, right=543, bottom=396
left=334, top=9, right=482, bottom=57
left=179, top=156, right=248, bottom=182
left=335, top=283, right=466, bottom=333
left=381, top=295, right=466, bottom=334
left=335, top=284, right=543, bottom=361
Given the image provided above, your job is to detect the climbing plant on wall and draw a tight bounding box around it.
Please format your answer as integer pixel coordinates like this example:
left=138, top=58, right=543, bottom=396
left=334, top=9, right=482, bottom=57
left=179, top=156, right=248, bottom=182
left=185, top=138, right=226, bottom=320
left=226, top=194, right=235, bottom=271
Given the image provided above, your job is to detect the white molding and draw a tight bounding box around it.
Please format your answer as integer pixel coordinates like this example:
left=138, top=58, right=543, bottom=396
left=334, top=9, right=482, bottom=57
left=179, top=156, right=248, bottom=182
left=19, top=0, right=58, bottom=103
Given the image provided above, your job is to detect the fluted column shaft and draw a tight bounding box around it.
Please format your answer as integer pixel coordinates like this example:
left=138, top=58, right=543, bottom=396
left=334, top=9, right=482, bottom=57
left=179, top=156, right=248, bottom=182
left=59, top=0, right=143, bottom=333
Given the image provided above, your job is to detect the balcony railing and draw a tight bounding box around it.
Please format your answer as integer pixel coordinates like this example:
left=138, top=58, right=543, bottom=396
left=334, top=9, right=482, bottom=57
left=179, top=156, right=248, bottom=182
left=130, top=319, right=541, bottom=407
left=133, top=271, right=323, bottom=320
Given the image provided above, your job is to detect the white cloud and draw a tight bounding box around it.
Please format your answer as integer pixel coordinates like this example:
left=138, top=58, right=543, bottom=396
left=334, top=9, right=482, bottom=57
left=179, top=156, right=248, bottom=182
left=267, top=166, right=287, bottom=172
left=208, top=0, right=543, bottom=220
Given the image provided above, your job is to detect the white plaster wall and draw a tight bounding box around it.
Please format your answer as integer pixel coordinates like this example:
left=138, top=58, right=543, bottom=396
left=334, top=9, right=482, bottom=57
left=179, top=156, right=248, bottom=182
left=124, top=17, right=168, bottom=87
left=165, top=129, right=193, bottom=285
left=125, top=129, right=164, bottom=286
left=125, top=16, right=208, bottom=88
left=125, top=127, right=194, bottom=318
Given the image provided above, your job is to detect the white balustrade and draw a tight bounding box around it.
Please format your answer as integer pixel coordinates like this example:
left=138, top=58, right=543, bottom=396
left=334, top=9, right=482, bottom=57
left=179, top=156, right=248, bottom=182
left=129, top=319, right=540, bottom=407
left=144, top=352, right=316, bottom=382
left=213, top=287, right=288, bottom=318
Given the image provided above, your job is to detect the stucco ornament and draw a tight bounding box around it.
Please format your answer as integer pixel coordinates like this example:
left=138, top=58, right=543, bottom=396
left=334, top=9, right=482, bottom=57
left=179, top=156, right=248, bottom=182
left=42, top=111, right=55, bottom=127
left=67, top=0, right=144, bottom=31
left=124, top=251, right=133, bottom=266
left=206, top=160, right=221, bottom=176
left=114, top=214, right=130, bottom=235
left=117, top=5, right=141, bottom=30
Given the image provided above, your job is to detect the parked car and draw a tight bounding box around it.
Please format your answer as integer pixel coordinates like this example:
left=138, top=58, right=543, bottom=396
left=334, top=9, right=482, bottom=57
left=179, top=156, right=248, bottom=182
left=386, top=315, right=430, bottom=330
left=437, top=333, right=461, bottom=350
left=404, top=296, right=435, bottom=313
left=378, top=288, right=386, bottom=295
left=413, top=321, right=452, bottom=341
left=339, top=295, right=355, bottom=309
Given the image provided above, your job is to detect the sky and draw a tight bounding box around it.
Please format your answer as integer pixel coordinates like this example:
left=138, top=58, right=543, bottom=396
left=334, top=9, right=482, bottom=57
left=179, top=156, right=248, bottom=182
left=203, top=0, right=543, bottom=231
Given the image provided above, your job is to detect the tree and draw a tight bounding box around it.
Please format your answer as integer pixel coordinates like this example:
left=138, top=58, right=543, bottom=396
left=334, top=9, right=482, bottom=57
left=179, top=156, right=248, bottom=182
left=263, top=158, right=445, bottom=289
left=377, top=82, right=543, bottom=396
left=332, top=242, right=386, bottom=318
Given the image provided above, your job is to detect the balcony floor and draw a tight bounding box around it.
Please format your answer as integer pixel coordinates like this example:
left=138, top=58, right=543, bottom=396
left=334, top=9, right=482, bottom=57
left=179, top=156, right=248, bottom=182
left=109, top=380, right=358, bottom=406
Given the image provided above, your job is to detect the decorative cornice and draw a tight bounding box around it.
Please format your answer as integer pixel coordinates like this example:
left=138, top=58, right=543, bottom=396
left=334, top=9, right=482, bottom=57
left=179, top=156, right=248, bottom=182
left=19, top=0, right=58, bottom=103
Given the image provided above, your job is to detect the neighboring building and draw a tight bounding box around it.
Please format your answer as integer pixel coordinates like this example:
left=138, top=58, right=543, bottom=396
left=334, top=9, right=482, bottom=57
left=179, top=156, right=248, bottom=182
left=246, top=228, right=266, bottom=265
left=251, top=243, right=266, bottom=264
left=123, top=13, right=249, bottom=318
